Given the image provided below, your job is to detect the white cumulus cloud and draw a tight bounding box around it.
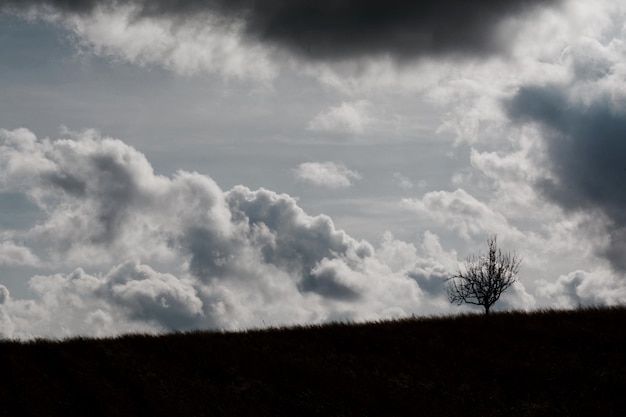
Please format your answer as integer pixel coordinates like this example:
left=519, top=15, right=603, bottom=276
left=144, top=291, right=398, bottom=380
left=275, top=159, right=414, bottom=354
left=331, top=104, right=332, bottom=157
left=0, top=241, right=39, bottom=266
left=401, top=189, right=522, bottom=241
left=0, top=127, right=468, bottom=338
left=295, top=161, right=362, bottom=189
left=536, top=268, right=626, bottom=309
left=307, top=100, right=373, bottom=135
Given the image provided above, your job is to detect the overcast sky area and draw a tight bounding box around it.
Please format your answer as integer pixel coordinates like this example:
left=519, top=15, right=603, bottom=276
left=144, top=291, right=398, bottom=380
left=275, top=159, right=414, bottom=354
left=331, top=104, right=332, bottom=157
left=1, top=0, right=626, bottom=338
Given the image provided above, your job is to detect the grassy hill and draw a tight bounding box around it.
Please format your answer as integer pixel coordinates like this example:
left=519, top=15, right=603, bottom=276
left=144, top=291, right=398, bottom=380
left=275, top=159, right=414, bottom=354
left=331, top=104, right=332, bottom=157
left=1, top=307, right=626, bottom=416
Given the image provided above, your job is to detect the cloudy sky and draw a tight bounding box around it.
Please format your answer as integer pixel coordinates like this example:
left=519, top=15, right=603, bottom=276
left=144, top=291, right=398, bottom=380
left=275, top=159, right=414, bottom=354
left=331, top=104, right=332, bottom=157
left=1, top=0, right=625, bottom=338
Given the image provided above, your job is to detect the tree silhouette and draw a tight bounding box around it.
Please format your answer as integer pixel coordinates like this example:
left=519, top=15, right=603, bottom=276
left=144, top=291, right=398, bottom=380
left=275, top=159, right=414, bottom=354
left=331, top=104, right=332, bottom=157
left=446, top=235, right=521, bottom=315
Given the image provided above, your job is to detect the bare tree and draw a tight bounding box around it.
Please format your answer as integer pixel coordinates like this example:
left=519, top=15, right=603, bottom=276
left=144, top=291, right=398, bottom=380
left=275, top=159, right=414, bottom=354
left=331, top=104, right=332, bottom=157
left=446, top=235, right=521, bottom=315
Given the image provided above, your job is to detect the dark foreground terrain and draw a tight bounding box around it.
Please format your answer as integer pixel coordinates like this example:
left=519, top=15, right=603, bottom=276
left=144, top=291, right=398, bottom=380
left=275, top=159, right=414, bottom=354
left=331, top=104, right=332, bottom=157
left=1, top=307, right=626, bottom=417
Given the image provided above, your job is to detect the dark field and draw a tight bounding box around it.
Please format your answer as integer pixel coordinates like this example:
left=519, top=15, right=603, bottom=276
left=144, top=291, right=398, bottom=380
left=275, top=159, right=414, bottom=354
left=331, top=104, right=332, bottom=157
left=1, top=307, right=626, bottom=416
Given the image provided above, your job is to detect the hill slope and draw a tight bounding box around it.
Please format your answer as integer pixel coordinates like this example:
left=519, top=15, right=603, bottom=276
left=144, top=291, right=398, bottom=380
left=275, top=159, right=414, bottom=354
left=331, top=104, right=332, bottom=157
left=1, top=307, right=626, bottom=416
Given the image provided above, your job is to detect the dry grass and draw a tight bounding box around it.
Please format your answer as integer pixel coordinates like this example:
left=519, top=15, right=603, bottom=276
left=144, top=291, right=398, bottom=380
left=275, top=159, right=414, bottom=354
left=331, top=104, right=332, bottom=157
left=1, top=306, right=625, bottom=416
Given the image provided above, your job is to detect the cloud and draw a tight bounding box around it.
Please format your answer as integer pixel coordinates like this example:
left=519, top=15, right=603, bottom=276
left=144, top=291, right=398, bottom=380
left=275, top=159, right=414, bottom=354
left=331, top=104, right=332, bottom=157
left=0, top=285, right=8, bottom=304
left=5, top=4, right=276, bottom=80
left=371, top=0, right=626, bottom=277
left=505, top=26, right=626, bottom=271
left=416, top=0, right=626, bottom=145
left=536, top=268, right=626, bottom=308
left=0, top=0, right=564, bottom=61
left=67, top=6, right=276, bottom=79
left=402, top=232, right=456, bottom=296
left=0, top=127, right=468, bottom=337
left=294, top=162, right=362, bottom=189
left=102, top=262, right=205, bottom=329
left=508, top=85, right=626, bottom=221
left=307, top=101, right=372, bottom=135
left=0, top=241, right=39, bottom=266
left=0, top=285, right=15, bottom=337
left=402, top=189, right=523, bottom=241
left=1, top=127, right=195, bottom=265
left=393, top=172, right=413, bottom=190
left=0, top=262, right=202, bottom=338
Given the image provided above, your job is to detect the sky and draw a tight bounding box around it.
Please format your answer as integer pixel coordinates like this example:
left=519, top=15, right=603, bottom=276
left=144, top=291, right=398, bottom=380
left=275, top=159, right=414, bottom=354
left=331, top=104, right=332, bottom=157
left=1, top=0, right=625, bottom=338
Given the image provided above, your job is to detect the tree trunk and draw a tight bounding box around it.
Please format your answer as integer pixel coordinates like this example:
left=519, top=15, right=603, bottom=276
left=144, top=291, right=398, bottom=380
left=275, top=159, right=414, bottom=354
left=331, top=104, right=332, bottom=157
left=484, top=305, right=490, bottom=315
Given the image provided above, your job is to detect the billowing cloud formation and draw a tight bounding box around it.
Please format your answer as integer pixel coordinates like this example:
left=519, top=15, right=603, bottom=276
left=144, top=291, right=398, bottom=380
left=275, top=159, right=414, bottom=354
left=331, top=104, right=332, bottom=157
left=505, top=27, right=626, bottom=271
left=0, top=127, right=464, bottom=338
left=371, top=0, right=626, bottom=276
left=402, top=189, right=522, bottom=241
left=1, top=0, right=563, bottom=61
left=295, top=162, right=361, bottom=189
left=24, top=262, right=202, bottom=337
left=536, top=268, right=626, bottom=308
left=509, top=86, right=626, bottom=210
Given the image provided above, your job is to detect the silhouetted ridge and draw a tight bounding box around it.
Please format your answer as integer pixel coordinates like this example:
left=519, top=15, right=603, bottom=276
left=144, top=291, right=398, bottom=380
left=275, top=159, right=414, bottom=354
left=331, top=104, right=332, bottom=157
left=1, top=307, right=625, bottom=416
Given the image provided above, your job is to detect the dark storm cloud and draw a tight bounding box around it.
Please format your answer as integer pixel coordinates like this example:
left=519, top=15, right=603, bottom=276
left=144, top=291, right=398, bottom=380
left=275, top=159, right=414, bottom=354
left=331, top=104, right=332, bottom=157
left=507, top=85, right=626, bottom=271
left=1, top=0, right=563, bottom=60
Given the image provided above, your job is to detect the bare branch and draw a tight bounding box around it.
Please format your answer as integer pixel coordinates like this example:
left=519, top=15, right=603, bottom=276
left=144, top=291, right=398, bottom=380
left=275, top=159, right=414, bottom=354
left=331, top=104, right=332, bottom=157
left=445, top=235, right=521, bottom=315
